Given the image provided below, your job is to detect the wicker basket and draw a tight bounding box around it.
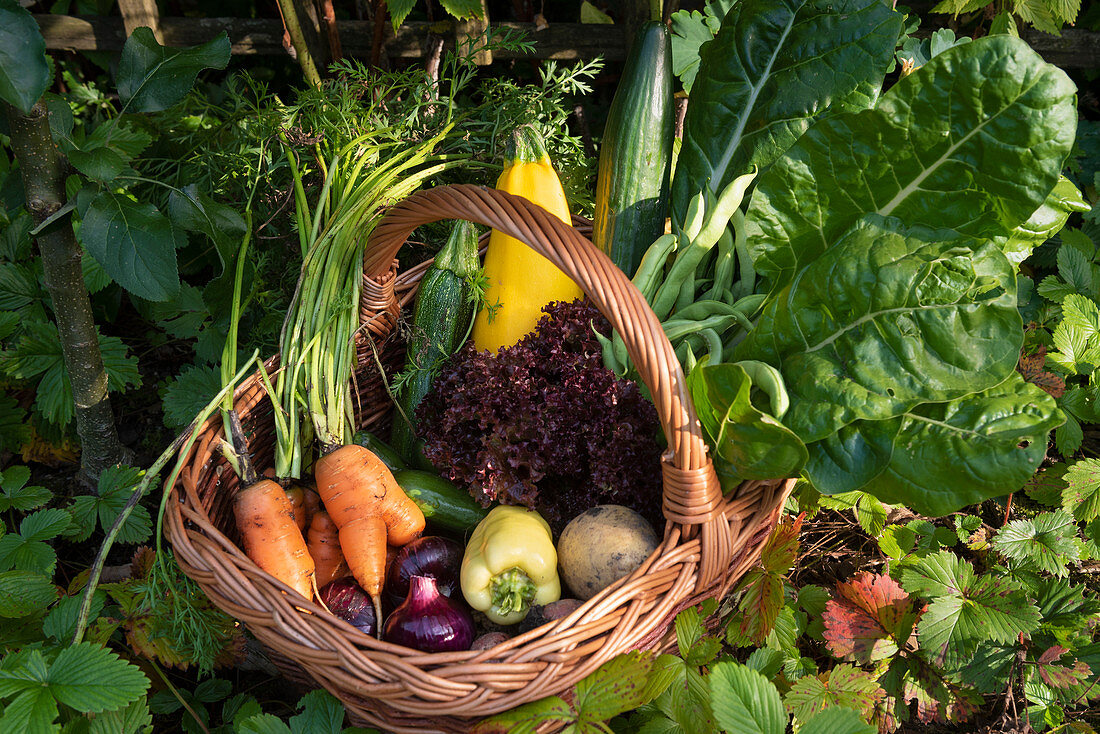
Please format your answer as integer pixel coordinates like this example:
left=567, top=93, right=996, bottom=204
left=165, top=184, right=796, bottom=733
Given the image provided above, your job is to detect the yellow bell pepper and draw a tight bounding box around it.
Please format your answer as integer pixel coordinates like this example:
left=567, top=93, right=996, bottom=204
left=472, top=125, right=584, bottom=353
left=460, top=505, right=561, bottom=625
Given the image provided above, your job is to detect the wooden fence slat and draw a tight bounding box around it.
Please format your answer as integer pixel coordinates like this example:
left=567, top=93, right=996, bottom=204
left=117, top=0, right=162, bottom=41
left=34, top=15, right=1100, bottom=69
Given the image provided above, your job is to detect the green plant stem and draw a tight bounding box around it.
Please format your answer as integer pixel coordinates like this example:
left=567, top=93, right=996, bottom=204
left=5, top=100, right=127, bottom=485
left=276, top=0, right=323, bottom=87
left=149, top=660, right=212, bottom=734
left=71, top=353, right=260, bottom=646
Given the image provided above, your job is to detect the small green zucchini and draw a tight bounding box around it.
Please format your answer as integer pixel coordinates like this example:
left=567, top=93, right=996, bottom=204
left=390, top=221, right=479, bottom=461
left=393, top=470, right=489, bottom=536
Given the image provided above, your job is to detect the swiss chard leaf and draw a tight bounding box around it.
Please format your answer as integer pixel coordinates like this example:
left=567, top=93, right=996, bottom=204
left=687, top=361, right=807, bottom=484
left=998, top=176, right=1089, bottom=266
left=668, top=0, right=736, bottom=93
left=804, top=374, right=1061, bottom=515
left=737, top=215, right=1022, bottom=442
left=747, top=35, right=1077, bottom=291
left=672, top=0, right=902, bottom=224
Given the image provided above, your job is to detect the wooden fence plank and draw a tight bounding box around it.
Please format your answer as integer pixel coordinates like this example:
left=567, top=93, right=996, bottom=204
left=117, top=0, right=162, bottom=41
left=34, top=15, right=1100, bottom=69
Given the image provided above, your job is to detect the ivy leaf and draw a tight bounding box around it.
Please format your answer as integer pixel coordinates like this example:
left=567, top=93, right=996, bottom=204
left=1063, top=458, right=1100, bottom=521
left=0, top=0, right=52, bottom=113
left=708, top=662, right=785, bottom=734
left=0, top=570, right=58, bottom=617
left=117, top=29, right=230, bottom=113
left=822, top=572, right=917, bottom=664
left=784, top=663, right=883, bottom=724
left=80, top=191, right=182, bottom=302
left=993, top=510, right=1079, bottom=576
left=0, top=466, right=51, bottom=512
left=901, top=551, right=1041, bottom=665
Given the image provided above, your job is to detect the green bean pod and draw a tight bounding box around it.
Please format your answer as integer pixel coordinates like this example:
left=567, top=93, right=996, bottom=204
left=734, top=359, right=790, bottom=418
left=631, top=233, right=678, bottom=302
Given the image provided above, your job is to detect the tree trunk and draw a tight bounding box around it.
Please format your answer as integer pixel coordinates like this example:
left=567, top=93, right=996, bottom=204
left=6, top=101, right=127, bottom=486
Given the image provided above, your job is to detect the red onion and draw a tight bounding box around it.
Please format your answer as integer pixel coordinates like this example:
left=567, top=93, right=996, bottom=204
left=383, top=575, right=474, bottom=652
left=386, top=536, right=463, bottom=605
left=320, top=577, right=377, bottom=637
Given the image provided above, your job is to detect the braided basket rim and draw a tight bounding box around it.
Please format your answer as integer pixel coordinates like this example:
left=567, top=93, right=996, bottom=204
left=164, top=186, right=796, bottom=732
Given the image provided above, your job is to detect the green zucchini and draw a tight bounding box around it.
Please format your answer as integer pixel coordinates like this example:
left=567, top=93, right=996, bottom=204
left=390, top=221, right=479, bottom=461
left=593, top=21, right=675, bottom=278
left=393, top=470, right=489, bottom=535
left=352, top=430, right=407, bottom=473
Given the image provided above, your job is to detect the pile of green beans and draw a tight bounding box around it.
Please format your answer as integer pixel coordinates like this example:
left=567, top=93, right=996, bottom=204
left=600, top=169, right=763, bottom=375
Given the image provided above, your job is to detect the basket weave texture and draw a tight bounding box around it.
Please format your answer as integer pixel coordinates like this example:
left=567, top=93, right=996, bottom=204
left=165, top=184, right=795, bottom=733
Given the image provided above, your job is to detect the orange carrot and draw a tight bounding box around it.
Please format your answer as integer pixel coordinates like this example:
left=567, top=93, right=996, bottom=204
left=307, top=510, right=350, bottom=588
left=234, top=479, right=316, bottom=600
left=285, top=486, right=308, bottom=532
left=313, top=444, right=425, bottom=545
left=338, top=514, right=387, bottom=633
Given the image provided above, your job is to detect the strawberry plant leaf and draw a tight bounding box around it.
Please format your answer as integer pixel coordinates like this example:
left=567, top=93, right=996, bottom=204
left=47, top=642, right=150, bottom=712
left=0, top=467, right=51, bottom=512
left=160, top=363, right=222, bottom=430
left=798, top=706, right=875, bottom=734
left=288, top=690, right=343, bottom=734
left=574, top=651, right=658, bottom=721
left=238, top=714, right=292, bottom=734
left=708, top=662, right=785, bottom=734
left=88, top=697, right=153, bottom=734
left=784, top=663, right=883, bottom=723
left=0, top=570, right=57, bottom=617
left=1027, top=461, right=1070, bottom=506
left=910, top=556, right=1038, bottom=664
left=471, top=696, right=573, bottom=734
left=993, top=509, right=1079, bottom=576
left=0, top=686, right=59, bottom=734
left=1064, top=458, right=1100, bottom=521
left=42, top=590, right=105, bottom=642
left=67, top=466, right=151, bottom=544
left=822, top=572, right=916, bottom=664
left=959, top=642, right=1016, bottom=693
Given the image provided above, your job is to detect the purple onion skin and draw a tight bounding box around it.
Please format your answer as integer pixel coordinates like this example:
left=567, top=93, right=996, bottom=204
left=383, top=575, right=475, bottom=652
left=320, top=577, right=377, bottom=637
left=386, top=536, right=463, bottom=605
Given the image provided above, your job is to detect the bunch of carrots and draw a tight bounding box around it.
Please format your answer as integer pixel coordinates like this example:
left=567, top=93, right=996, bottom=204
left=219, top=127, right=451, bottom=630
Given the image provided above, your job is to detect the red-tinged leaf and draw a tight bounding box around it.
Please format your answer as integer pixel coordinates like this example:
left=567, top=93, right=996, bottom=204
left=784, top=663, right=884, bottom=723
left=760, top=513, right=803, bottom=574
left=1018, top=347, right=1066, bottom=398
left=902, top=661, right=981, bottom=725
left=737, top=568, right=785, bottom=645
left=1038, top=661, right=1091, bottom=690
left=822, top=573, right=918, bottom=664
left=1037, top=645, right=1071, bottom=665
left=1025, top=462, right=1070, bottom=507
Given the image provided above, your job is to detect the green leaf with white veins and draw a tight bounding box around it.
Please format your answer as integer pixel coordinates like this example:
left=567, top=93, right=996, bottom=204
left=747, top=35, right=1077, bottom=291
left=804, top=373, right=1061, bottom=515
left=0, top=0, right=51, bottom=114
left=737, top=215, right=1023, bottom=442
left=997, top=177, right=1089, bottom=266
left=993, top=510, right=1079, bottom=576
left=81, top=191, right=182, bottom=301
left=708, top=662, right=785, bottom=734
left=117, top=29, right=230, bottom=113
left=671, top=0, right=901, bottom=225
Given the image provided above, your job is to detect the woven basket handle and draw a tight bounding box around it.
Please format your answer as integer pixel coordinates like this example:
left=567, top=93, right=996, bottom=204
left=366, top=185, right=727, bottom=555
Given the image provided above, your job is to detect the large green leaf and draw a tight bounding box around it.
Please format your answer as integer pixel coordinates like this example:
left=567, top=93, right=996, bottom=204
left=47, top=642, right=149, bottom=713
left=668, top=0, right=737, bottom=93
left=687, top=361, right=807, bottom=484
left=116, top=29, right=230, bottom=113
left=798, top=707, right=875, bottom=734
left=80, top=191, right=182, bottom=301
left=998, top=176, right=1089, bottom=266
left=671, top=0, right=901, bottom=223
left=0, top=0, right=51, bottom=114
left=804, top=374, right=1061, bottom=515
left=737, top=215, right=1022, bottom=442
left=747, top=35, right=1077, bottom=290
left=0, top=570, right=57, bottom=617
left=708, top=662, right=785, bottom=734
